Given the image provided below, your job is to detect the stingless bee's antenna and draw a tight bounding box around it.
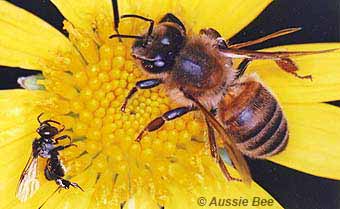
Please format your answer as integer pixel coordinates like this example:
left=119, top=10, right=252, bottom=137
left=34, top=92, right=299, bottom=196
left=37, top=113, right=44, bottom=125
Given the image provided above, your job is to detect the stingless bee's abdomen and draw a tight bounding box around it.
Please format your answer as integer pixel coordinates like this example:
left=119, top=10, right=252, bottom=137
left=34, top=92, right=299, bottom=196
left=44, top=154, right=65, bottom=180
left=218, top=80, right=288, bottom=159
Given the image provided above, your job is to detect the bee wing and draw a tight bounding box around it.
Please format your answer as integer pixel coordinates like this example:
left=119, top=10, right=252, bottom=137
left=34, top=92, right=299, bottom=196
left=16, top=154, right=40, bottom=202
left=219, top=48, right=338, bottom=60
left=186, top=94, right=252, bottom=185
left=228, top=27, right=302, bottom=49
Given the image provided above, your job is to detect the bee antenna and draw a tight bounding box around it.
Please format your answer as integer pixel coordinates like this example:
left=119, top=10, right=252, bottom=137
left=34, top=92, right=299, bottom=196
left=121, top=14, right=154, bottom=37
left=37, top=113, right=44, bottom=125
left=38, top=187, right=61, bottom=209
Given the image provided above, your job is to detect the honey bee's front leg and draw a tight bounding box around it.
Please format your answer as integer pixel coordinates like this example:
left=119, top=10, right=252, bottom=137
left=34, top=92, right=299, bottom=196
left=121, top=79, right=163, bottom=112
left=136, top=106, right=198, bottom=142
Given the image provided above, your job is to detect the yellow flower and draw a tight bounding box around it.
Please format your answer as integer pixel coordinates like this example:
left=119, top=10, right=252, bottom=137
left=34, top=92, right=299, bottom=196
left=0, top=0, right=339, bottom=209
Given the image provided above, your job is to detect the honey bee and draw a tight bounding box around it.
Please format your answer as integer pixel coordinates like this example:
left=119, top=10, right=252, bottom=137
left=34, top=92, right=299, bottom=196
left=17, top=113, right=83, bottom=203
left=110, top=0, right=336, bottom=184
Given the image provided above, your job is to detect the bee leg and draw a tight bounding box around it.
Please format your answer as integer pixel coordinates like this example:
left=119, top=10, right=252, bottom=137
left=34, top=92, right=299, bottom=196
left=52, top=143, right=77, bottom=152
left=121, top=79, right=163, bottom=112
left=56, top=178, right=84, bottom=191
left=120, top=201, right=127, bottom=209
left=206, top=120, right=241, bottom=182
left=234, top=57, right=312, bottom=81
left=234, top=59, right=252, bottom=80
left=200, top=28, right=228, bottom=49
left=53, top=135, right=72, bottom=145
left=136, top=106, right=198, bottom=142
left=275, top=58, right=313, bottom=81
left=57, top=123, right=65, bottom=133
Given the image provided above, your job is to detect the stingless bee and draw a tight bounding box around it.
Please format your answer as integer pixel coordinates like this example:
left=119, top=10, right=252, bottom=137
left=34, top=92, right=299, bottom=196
left=110, top=0, right=337, bottom=184
left=16, top=113, right=83, bottom=202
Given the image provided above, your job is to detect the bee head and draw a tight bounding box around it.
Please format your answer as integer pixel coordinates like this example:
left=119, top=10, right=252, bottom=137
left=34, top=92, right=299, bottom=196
left=37, top=123, right=59, bottom=138
left=110, top=13, right=186, bottom=74
left=132, top=13, right=186, bottom=74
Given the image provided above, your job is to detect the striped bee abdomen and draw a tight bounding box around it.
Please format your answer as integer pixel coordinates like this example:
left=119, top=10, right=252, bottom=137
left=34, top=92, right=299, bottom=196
left=218, top=80, right=288, bottom=159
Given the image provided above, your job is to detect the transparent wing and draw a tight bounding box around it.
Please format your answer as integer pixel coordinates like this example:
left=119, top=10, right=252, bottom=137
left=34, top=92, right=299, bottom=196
left=219, top=48, right=338, bottom=60
left=16, top=154, right=40, bottom=202
left=186, top=94, right=252, bottom=185
left=228, top=28, right=302, bottom=49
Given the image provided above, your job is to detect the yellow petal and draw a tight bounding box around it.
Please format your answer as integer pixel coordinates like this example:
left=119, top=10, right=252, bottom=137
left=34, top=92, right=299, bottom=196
left=118, top=0, right=272, bottom=39
left=0, top=90, right=47, bottom=147
left=270, top=103, right=340, bottom=180
left=51, top=0, right=114, bottom=41
left=246, top=43, right=340, bottom=103
left=180, top=0, right=272, bottom=39
left=35, top=167, right=97, bottom=209
left=0, top=90, right=48, bottom=207
left=0, top=1, right=83, bottom=71
left=133, top=158, right=283, bottom=209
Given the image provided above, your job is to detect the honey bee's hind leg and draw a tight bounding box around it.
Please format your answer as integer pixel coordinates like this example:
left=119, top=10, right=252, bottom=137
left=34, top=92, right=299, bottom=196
left=275, top=58, right=313, bottom=80
left=206, top=120, right=241, bottom=182
left=136, top=106, right=198, bottom=142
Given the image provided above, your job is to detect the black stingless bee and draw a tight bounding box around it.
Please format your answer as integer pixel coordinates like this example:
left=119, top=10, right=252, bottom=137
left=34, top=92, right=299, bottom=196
left=16, top=113, right=83, bottom=202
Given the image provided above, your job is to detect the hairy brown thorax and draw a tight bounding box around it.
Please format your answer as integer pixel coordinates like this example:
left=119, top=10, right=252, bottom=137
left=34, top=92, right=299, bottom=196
left=166, top=35, right=235, bottom=108
left=171, top=36, right=232, bottom=92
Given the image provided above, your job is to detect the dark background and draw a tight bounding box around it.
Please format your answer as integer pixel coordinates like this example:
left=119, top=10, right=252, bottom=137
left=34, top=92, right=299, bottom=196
left=2, top=1, right=340, bottom=209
